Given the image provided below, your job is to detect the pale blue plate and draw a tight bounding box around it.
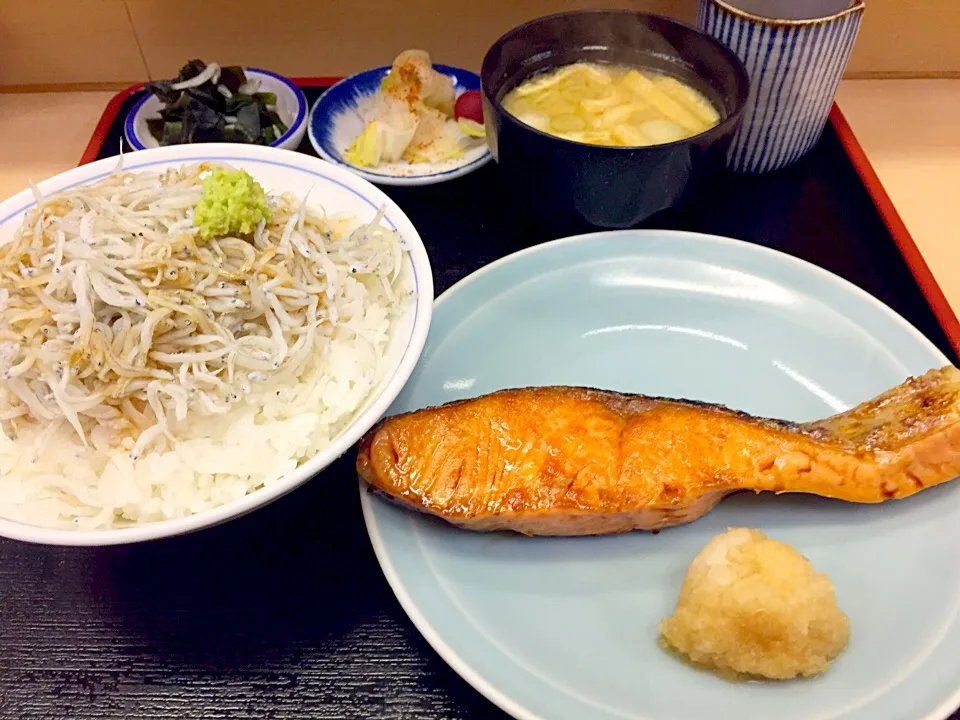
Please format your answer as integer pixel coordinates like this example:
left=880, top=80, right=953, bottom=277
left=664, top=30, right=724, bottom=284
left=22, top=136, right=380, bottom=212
left=360, top=230, right=960, bottom=720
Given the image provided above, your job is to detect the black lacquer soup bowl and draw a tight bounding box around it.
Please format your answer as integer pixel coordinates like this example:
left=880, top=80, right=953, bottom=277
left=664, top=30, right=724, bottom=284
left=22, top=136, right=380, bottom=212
left=481, top=9, right=750, bottom=232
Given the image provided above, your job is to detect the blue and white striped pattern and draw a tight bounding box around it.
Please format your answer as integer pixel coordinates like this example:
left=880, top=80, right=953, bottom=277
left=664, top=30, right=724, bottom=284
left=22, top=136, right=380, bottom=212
left=698, top=0, right=864, bottom=173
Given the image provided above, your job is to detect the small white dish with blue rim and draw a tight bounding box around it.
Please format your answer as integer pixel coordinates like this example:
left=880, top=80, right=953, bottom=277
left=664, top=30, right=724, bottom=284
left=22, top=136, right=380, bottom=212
left=124, top=68, right=308, bottom=152
left=361, top=230, right=960, bottom=720
left=308, top=64, right=492, bottom=187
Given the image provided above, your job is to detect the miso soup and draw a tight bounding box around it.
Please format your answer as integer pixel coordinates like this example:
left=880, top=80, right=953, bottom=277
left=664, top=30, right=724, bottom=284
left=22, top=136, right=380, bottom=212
left=502, top=62, right=721, bottom=147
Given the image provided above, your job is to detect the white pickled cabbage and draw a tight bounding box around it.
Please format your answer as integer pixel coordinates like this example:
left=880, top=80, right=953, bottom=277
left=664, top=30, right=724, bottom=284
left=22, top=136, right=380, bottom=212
left=345, top=49, right=480, bottom=168
left=345, top=97, right=419, bottom=167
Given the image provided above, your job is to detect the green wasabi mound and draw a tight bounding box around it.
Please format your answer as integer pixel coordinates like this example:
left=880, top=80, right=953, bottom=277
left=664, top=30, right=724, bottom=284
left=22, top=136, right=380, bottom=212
left=194, top=168, right=272, bottom=240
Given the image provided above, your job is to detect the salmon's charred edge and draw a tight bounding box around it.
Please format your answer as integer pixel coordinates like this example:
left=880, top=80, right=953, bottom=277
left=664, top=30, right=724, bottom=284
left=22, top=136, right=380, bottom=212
left=356, top=385, right=808, bottom=448
left=363, top=483, right=429, bottom=513
left=360, top=483, right=732, bottom=536
left=356, top=366, right=960, bottom=450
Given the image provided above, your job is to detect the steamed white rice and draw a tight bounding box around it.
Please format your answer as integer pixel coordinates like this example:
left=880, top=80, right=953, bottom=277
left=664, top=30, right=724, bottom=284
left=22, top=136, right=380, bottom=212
left=0, top=304, right=399, bottom=530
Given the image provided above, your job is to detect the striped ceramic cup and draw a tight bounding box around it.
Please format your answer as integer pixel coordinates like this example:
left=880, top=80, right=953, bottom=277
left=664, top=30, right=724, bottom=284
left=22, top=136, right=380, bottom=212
left=697, top=0, right=865, bottom=173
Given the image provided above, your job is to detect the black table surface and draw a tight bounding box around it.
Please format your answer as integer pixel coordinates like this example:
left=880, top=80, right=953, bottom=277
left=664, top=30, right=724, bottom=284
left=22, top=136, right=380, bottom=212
left=2, top=86, right=958, bottom=720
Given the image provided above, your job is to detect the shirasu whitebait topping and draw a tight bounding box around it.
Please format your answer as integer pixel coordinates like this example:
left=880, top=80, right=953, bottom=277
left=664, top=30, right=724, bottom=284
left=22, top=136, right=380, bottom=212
left=0, top=161, right=409, bottom=464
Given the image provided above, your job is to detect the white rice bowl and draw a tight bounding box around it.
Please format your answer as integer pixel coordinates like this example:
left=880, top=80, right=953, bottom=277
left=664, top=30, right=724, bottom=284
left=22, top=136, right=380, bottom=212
left=0, top=144, right=432, bottom=545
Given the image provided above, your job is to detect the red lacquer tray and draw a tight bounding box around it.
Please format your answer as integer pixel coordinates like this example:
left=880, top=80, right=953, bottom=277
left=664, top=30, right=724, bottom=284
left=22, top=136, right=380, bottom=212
left=0, top=78, right=955, bottom=720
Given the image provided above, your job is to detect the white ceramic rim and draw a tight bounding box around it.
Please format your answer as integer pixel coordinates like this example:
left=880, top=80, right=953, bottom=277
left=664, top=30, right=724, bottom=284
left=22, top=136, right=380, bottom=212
left=360, top=228, right=958, bottom=720
left=306, top=69, right=493, bottom=187
left=123, top=68, right=309, bottom=151
left=0, top=143, right=434, bottom=546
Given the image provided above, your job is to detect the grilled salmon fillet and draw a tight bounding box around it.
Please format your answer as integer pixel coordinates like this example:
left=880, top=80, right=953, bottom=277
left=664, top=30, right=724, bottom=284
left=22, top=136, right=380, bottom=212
left=356, top=366, right=960, bottom=535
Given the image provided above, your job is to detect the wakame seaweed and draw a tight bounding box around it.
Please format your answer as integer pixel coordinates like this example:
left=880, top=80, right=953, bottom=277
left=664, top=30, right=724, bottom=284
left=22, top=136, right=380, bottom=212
left=143, top=60, right=289, bottom=146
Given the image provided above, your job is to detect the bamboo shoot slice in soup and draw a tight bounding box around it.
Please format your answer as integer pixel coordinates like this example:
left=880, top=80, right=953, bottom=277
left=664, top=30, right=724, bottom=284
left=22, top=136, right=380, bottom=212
left=502, top=62, right=721, bottom=147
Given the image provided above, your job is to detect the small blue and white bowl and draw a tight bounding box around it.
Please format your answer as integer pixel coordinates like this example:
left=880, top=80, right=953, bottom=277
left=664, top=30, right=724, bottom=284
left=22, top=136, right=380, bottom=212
left=124, top=68, right=308, bottom=152
left=308, top=64, right=492, bottom=187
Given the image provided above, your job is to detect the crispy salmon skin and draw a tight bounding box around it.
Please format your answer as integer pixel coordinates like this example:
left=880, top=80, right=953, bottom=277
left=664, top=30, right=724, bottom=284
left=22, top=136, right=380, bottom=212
left=356, top=366, right=960, bottom=535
